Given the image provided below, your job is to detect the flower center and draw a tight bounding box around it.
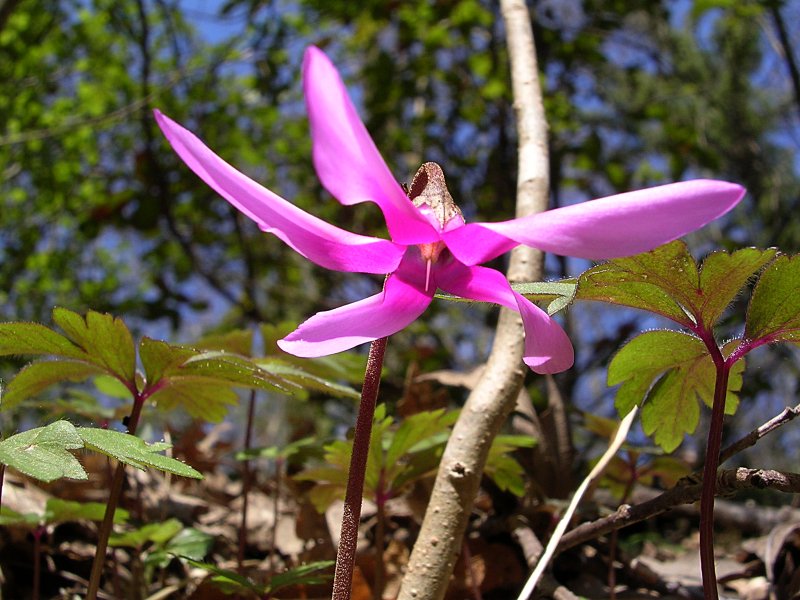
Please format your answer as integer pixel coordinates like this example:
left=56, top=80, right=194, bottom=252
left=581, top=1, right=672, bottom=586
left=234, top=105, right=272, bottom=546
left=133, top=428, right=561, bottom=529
left=418, top=241, right=447, bottom=292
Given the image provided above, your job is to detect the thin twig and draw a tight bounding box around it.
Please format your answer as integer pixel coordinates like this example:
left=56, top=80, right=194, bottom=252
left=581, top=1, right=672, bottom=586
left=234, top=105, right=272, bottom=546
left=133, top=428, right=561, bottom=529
left=557, top=467, right=800, bottom=553
left=719, top=403, right=800, bottom=465
left=516, top=407, right=638, bottom=600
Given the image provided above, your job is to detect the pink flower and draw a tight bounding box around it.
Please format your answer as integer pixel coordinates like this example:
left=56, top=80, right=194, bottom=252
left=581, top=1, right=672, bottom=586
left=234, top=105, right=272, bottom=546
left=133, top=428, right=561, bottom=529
left=154, top=46, right=745, bottom=374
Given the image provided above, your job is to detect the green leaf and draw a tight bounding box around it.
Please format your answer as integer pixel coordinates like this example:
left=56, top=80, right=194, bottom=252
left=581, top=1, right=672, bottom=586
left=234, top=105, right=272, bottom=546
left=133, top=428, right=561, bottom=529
left=578, top=241, right=697, bottom=326
left=1, top=359, right=106, bottom=411
left=0, top=506, right=41, bottom=526
left=235, top=436, right=320, bottom=463
left=44, top=498, right=129, bottom=524
left=179, top=352, right=291, bottom=392
left=141, top=340, right=296, bottom=421
left=697, top=247, right=776, bottom=325
left=385, top=409, right=457, bottom=471
left=438, top=280, right=578, bottom=316
left=163, top=528, right=214, bottom=561
left=260, top=323, right=367, bottom=383
left=745, top=254, right=800, bottom=345
left=609, top=331, right=742, bottom=452
left=0, top=322, right=85, bottom=360
left=109, top=518, right=183, bottom=548
left=183, top=559, right=263, bottom=595
left=0, top=421, right=87, bottom=482
left=93, top=374, right=134, bottom=399
left=513, top=280, right=578, bottom=315
left=268, top=560, right=335, bottom=592
left=194, top=329, right=253, bottom=356
left=52, top=308, right=136, bottom=382
left=78, top=427, right=203, bottom=479
left=255, top=358, right=360, bottom=399
left=139, top=338, right=197, bottom=386
left=578, top=242, right=776, bottom=328
left=484, top=434, right=537, bottom=497
left=149, top=381, right=239, bottom=423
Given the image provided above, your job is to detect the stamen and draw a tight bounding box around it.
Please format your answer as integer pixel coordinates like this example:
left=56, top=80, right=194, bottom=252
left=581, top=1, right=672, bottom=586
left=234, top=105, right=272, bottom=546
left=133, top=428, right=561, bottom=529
left=425, top=259, right=432, bottom=292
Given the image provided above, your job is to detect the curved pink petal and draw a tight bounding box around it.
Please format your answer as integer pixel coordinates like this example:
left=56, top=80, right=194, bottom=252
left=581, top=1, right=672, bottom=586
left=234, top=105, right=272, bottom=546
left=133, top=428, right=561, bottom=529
left=278, top=254, right=434, bottom=357
left=436, top=262, right=574, bottom=374
left=303, top=47, right=438, bottom=245
left=154, top=110, right=404, bottom=274
left=444, top=180, right=745, bottom=265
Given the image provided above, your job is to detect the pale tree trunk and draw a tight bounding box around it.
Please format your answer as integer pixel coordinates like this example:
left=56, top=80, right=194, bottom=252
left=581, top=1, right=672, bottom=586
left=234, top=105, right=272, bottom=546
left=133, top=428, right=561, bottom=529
left=396, top=1, right=550, bottom=599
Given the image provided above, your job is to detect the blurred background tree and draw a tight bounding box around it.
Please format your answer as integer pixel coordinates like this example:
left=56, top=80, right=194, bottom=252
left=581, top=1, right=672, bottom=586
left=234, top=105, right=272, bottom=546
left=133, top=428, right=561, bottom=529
left=1, top=0, right=798, bottom=463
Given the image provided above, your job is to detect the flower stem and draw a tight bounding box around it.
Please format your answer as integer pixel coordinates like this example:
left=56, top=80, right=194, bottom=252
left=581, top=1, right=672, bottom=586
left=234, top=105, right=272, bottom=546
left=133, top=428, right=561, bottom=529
left=239, top=389, right=258, bottom=572
left=86, top=391, right=148, bottom=600
left=698, top=335, right=730, bottom=600
left=331, top=337, right=387, bottom=600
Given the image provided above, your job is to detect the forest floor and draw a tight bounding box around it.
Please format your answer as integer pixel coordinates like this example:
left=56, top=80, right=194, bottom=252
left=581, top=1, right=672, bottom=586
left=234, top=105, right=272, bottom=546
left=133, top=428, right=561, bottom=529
left=1, top=431, right=797, bottom=600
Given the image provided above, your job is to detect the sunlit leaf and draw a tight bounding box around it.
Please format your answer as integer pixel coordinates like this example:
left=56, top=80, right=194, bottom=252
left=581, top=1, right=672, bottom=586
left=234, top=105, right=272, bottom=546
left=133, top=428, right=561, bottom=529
left=0, top=421, right=87, bottom=482
left=745, top=254, right=800, bottom=345
left=513, top=280, right=578, bottom=315
left=195, top=329, right=253, bottom=356
left=256, top=358, right=360, bottom=399
left=0, top=322, right=85, bottom=360
left=78, top=427, right=203, bottom=479
left=1, top=360, right=106, bottom=411
left=149, top=381, right=239, bottom=423
left=484, top=434, right=537, bottom=497
left=609, top=331, right=742, bottom=452
left=109, top=518, right=183, bottom=548
left=578, top=242, right=776, bottom=329
left=44, top=498, right=129, bottom=524
left=52, top=308, right=136, bottom=382
left=138, top=338, right=197, bottom=386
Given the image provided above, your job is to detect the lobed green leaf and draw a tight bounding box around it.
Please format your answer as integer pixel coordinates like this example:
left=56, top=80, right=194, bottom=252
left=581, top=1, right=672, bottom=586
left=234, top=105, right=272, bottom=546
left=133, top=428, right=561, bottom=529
left=256, top=358, right=360, bottom=399
left=1, top=359, right=106, bottom=411
left=78, top=427, right=202, bottom=479
left=0, top=421, right=87, bottom=482
left=0, top=322, right=86, bottom=360
left=745, top=254, right=800, bottom=345
left=52, top=308, right=136, bottom=383
left=609, top=330, right=742, bottom=452
left=578, top=241, right=775, bottom=328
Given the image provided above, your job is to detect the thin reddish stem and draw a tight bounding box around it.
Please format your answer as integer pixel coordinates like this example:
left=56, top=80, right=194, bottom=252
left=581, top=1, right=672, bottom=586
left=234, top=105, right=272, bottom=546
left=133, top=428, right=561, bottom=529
left=331, top=337, right=388, bottom=600
left=696, top=325, right=730, bottom=600
left=86, top=390, right=148, bottom=600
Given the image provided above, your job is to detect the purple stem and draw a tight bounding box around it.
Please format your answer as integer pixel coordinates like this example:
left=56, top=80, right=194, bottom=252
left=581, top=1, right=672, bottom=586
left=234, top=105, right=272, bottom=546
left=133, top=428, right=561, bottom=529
left=86, top=385, right=153, bottom=600
left=694, top=324, right=731, bottom=600
left=331, top=337, right=388, bottom=600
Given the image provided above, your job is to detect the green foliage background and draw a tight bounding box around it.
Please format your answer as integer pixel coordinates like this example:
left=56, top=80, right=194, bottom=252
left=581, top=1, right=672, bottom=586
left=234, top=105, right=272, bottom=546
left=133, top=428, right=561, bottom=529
left=1, top=0, right=799, bottom=455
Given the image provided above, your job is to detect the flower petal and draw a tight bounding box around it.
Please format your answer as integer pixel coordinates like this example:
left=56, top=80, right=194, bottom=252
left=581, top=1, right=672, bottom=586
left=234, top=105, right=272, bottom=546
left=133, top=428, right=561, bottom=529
left=154, top=109, right=404, bottom=274
left=436, top=262, right=574, bottom=373
left=444, top=180, right=745, bottom=265
left=278, top=255, right=434, bottom=357
left=303, top=47, right=438, bottom=245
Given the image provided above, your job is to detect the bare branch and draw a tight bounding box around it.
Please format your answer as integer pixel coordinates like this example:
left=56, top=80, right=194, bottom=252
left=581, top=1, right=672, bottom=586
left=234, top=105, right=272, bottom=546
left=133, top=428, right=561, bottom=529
left=397, top=2, right=549, bottom=599
left=557, top=468, right=800, bottom=553
left=719, top=403, right=800, bottom=465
